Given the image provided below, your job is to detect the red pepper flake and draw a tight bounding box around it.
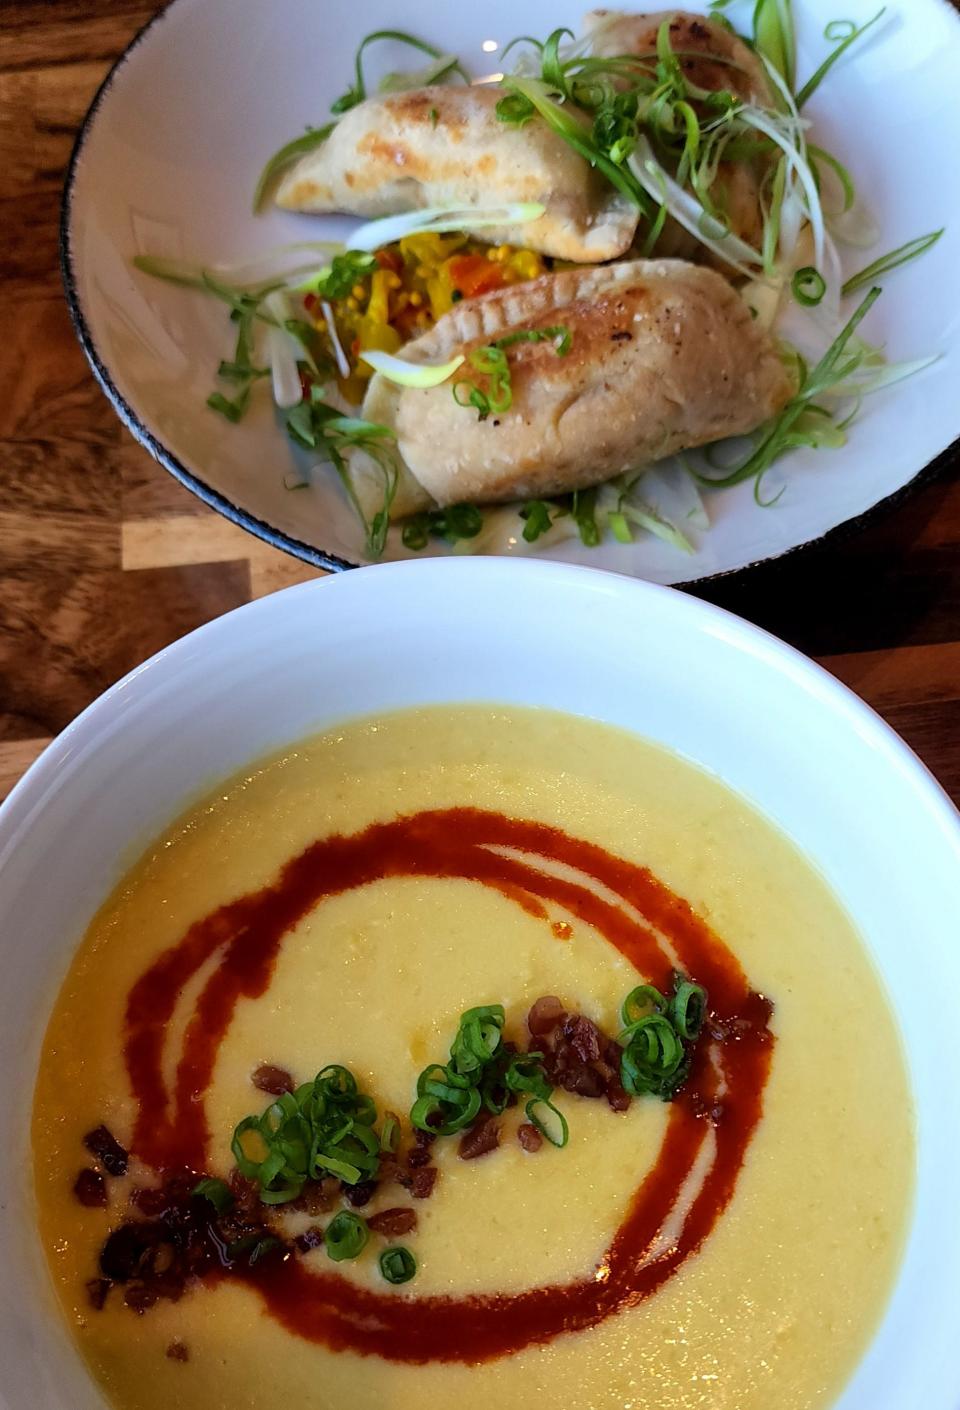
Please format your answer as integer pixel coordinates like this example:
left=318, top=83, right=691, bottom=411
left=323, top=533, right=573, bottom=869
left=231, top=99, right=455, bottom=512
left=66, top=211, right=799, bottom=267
left=551, top=921, right=573, bottom=941
left=83, top=1125, right=128, bottom=1177
left=74, top=1168, right=107, bottom=1208
left=166, top=1341, right=189, bottom=1363
left=367, top=1206, right=417, bottom=1237
left=252, top=1064, right=294, bottom=1096
left=517, top=1123, right=543, bottom=1153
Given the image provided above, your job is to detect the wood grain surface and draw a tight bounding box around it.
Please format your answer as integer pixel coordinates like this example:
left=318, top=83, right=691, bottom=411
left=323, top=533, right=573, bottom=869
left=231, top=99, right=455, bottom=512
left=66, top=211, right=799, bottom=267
left=1, top=0, right=957, bottom=807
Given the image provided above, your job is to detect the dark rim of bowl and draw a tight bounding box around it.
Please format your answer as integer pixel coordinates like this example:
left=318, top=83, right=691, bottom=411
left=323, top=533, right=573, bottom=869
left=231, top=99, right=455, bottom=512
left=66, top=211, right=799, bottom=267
left=59, top=0, right=959, bottom=587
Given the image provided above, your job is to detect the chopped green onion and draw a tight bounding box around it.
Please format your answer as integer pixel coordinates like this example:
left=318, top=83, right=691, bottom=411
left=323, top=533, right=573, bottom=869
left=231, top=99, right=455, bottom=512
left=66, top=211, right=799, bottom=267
left=692, top=286, right=882, bottom=495
left=520, top=500, right=553, bottom=542
left=231, top=1064, right=386, bottom=1206
left=570, top=488, right=600, bottom=548
left=253, top=124, right=335, bottom=213
left=841, top=229, right=944, bottom=297
left=752, top=0, right=796, bottom=90
left=348, top=202, right=546, bottom=253
left=380, top=1113, right=400, bottom=1153
left=796, top=9, right=885, bottom=108
left=285, top=399, right=400, bottom=558
left=496, top=92, right=536, bottom=126
left=324, top=1211, right=369, bottom=1262
left=792, top=265, right=826, bottom=306
left=297, top=250, right=378, bottom=298
left=379, top=1246, right=417, bottom=1284
left=206, top=390, right=250, bottom=423
left=619, top=973, right=708, bottom=1101
left=670, top=979, right=708, bottom=1040
left=331, top=30, right=470, bottom=115
left=525, top=1097, right=569, bottom=1148
left=621, top=985, right=668, bottom=1026
left=401, top=503, right=484, bottom=550
left=501, top=77, right=656, bottom=219
left=494, top=325, right=572, bottom=356
left=192, top=1177, right=234, bottom=1214
left=359, top=349, right=466, bottom=387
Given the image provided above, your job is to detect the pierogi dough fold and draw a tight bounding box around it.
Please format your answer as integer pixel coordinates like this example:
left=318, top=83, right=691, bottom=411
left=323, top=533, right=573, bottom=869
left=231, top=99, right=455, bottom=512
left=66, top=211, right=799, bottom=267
left=585, top=10, right=774, bottom=103
left=352, top=259, right=793, bottom=516
left=274, top=85, right=639, bottom=263
left=585, top=10, right=774, bottom=264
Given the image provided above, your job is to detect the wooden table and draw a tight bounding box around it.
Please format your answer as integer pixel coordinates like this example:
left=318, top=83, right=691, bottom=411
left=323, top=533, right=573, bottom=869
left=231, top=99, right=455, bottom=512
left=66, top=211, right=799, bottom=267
left=2, top=1, right=958, bottom=806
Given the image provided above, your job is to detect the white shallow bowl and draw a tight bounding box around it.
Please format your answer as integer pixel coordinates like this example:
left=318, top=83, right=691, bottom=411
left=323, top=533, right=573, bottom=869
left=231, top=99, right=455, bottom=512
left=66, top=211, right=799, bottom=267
left=0, top=560, right=959, bottom=1408
left=62, top=0, right=960, bottom=582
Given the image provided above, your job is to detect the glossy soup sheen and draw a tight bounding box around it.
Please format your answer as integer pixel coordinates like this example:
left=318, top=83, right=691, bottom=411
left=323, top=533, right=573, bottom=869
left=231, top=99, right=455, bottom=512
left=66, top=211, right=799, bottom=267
left=33, top=706, right=913, bottom=1410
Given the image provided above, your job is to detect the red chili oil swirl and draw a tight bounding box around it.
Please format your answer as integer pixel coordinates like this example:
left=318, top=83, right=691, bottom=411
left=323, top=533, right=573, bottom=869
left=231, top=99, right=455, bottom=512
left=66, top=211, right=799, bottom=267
left=124, top=807, right=773, bottom=1364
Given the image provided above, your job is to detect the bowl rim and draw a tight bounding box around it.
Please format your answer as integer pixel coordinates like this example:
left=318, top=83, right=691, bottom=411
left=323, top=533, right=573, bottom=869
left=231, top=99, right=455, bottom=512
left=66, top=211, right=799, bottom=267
left=2, top=559, right=958, bottom=846
left=57, top=0, right=960, bottom=586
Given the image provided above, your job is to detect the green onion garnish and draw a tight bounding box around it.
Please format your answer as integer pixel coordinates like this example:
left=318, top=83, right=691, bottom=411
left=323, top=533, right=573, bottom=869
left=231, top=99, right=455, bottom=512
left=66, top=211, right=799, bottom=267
left=410, top=1005, right=566, bottom=1144
left=841, top=229, right=944, bottom=297
left=298, top=250, right=378, bottom=299
left=380, top=1112, right=400, bottom=1154
left=231, top=1064, right=388, bottom=1207
left=331, top=30, right=470, bottom=115
left=192, top=1177, right=234, bottom=1214
left=284, top=395, right=400, bottom=558
left=791, top=266, right=827, bottom=306
left=324, top=1210, right=369, bottom=1262
left=379, top=1246, right=417, bottom=1284
left=452, top=326, right=573, bottom=422
left=691, top=286, right=882, bottom=498
left=796, top=9, right=886, bottom=108
left=525, top=1097, right=569, bottom=1148
left=618, top=973, right=708, bottom=1101
left=401, top=503, right=484, bottom=550
left=520, top=500, right=554, bottom=542
left=252, top=124, right=335, bottom=213
left=453, top=345, right=512, bottom=421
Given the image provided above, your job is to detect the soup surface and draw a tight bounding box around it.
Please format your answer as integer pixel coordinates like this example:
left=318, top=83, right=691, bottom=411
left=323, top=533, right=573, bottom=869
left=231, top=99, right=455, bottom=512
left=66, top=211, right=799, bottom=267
left=33, top=705, right=912, bottom=1410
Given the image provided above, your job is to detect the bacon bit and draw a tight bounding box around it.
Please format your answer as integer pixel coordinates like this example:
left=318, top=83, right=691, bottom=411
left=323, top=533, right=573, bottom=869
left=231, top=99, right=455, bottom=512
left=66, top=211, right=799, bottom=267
left=517, top=1123, right=543, bottom=1153
left=528, top=995, right=565, bottom=1038
left=367, top=1207, right=417, bottom=1237
left=410, top=1166, right=438, bottom=1199
left=294, top=1225, right=326, bottom=1254
left=125, top=1284, right=158, bottom=1315
left=708, top=992, right=774, bottom=1044
left=343, top=1179, right=378, bottom=1208
left=527, top=998, right=630, bottom=1112
left=83, top=1125, right=128, bottom=1177
left=85, top=1278, right=111, bottom=1310
left=551, top=921, right=573, bottom=941
left=130, top=1186, right=168, bottom=1217
left=458, top=1116, right=501, bottom=1161
left=166, top=1341, right=189, bottom=1363
left=406, top=1129, right=436, bottom=1169
left=377, top=1154, right=403, bottom=1188
left=252, top=1064, right=294, bottom=1096
left=74, top=1168, right=107, bottom=1207
left=289, top=1179, right=335, bottom=1216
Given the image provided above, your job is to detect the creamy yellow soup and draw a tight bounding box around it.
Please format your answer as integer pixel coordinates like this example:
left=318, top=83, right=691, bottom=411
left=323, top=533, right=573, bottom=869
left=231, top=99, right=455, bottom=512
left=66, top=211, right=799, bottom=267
left=33, top=706, right=912, bottom=1410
